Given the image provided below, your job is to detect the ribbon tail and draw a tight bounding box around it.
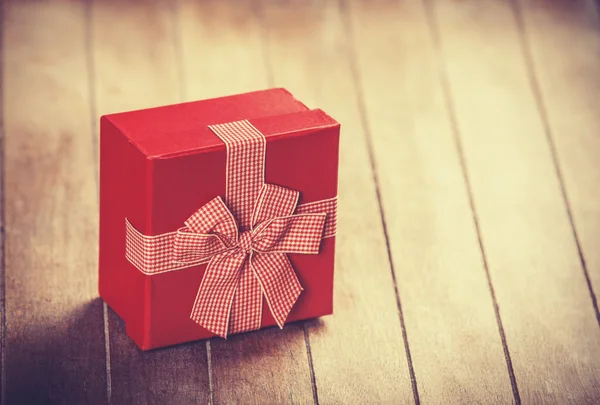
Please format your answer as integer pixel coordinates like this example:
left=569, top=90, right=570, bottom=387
left=190, top=249, right=247, bottom=338
left=227, top=255, right=263, bottom=335
left=251, top=252, right=303, bottom=328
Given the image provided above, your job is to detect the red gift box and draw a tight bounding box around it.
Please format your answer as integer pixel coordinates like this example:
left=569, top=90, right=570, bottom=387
left=99, top=88, right=340, bottom=350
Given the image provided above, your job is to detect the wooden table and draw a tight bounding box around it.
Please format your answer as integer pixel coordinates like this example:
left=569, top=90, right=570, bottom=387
left=2, top=1, right=600, bottom=404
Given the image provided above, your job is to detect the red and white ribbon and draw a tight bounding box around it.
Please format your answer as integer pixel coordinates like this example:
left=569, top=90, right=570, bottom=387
left=125, top=120, right=337, bottom=338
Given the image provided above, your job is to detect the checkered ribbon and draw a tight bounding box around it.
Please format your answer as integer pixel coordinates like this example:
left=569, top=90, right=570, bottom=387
left=124, top=120, right=336, bottom=338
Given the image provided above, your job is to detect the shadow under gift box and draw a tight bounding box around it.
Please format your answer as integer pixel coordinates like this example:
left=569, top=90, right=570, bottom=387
left=98, top=88, right=340, bottom=350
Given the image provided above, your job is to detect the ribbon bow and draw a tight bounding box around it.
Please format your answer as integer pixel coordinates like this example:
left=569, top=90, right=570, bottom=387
left=173, top=183, right=326, bottom=338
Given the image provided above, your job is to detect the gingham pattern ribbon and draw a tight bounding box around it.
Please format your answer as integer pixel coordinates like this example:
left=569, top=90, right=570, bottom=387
left=124, top=120, right=337, bottom=338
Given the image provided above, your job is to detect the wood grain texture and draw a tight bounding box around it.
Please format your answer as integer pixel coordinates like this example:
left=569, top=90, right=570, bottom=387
left=262, top=1, right=417, bottom=403
left=2, top=1, right=107, bottom=404
left=209, top=324, right=315, bottom=405
left=90, top=1, right=210, bottom=404
left=178, top=0, right=268, bottom=99
left=516, top=0, right=600, bottom=319
left=428, top=0, right=600, bottom=403
left=177, top=1, right=315, bottom=404
left=346, top=1, right=516, bottom=403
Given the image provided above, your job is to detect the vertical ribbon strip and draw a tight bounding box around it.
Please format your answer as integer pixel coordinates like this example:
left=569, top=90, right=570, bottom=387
left=204, top=120, right=266, bottom=336
left=210, top=120, right=266, bottom=228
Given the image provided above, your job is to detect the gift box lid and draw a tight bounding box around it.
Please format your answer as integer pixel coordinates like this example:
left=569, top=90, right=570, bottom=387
left=101, top=88, right=336, bottom=158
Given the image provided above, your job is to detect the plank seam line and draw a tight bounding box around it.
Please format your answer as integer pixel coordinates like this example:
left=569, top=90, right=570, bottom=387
left=206, top=341, right=215, bottom=405
left=83, top=0, right=112, bottom=402
left=421, top=1, right=522, bottom=403
left=509, top=0, right=600, bottom=328
left=303, top=323, right=320, bottom=405
left=339, top=1, right=421, bottom=403
left=0, top=0, right=6, bottom=402
left=102, top=303, right=112, bottom=404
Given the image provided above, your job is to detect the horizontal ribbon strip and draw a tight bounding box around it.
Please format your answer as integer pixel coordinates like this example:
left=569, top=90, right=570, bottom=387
left=125, top=197, right=337, bottom=275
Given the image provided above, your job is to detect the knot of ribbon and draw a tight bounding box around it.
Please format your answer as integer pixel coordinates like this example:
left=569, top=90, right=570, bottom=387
left=174, top=183, right=326, bottom=338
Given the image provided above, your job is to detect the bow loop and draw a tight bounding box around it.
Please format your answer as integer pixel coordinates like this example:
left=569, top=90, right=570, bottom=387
left=172, top=230, right=228, bottom=266
left=185, top=197, right=239, bottom=246
left=252, top=184, right=299, bottom=228
left=252, top=214, right=326, bottom=254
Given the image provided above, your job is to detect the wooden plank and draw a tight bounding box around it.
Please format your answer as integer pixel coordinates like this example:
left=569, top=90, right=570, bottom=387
left=516, top=0, right=600, bottom=320
left=90, top=1, right=210, bottom=404
left=346, top=1, right=516, bottom=403
left=264, top=0, right=425, bottom=403
left=427, top=0, right=600, bottom=402
left=2, top=1, right=107, bottom=403
left=177, top=1, right=316, bottom=403
left=262, top=1, right=420, bottom=403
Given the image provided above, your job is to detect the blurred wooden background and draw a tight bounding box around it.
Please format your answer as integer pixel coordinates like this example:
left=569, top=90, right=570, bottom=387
left=2, top=0, right=600, bottom=404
